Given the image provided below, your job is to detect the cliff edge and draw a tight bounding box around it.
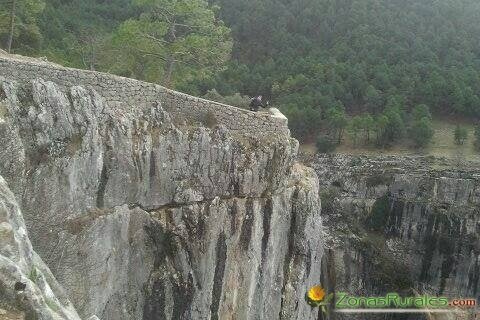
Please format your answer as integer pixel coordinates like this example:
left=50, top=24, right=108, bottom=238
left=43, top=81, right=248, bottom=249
left=0, top=54, right=323, bottom=319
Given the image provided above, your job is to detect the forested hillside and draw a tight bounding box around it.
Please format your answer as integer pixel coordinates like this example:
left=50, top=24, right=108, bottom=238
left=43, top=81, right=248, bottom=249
left=2, top=0, right=480, bottom=145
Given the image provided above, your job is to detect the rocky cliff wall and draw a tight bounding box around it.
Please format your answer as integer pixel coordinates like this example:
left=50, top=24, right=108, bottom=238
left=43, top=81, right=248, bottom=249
left=309, top=154, right=480, bottom=320
left=0, top=175, right=81, bottom=320
left=0, top=54, right=323, bottom=320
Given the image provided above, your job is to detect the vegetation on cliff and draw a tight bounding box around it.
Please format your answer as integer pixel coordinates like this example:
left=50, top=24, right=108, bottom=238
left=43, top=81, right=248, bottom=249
left=2, top=0, right=480, bottom=148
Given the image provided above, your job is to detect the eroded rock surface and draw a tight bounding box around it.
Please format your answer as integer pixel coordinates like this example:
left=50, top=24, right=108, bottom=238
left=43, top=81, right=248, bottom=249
left=309, top=154, right=480, bottom=320
left=0, top=55, right=323, bottom=319
left=0, top=175, right=80, bottom=319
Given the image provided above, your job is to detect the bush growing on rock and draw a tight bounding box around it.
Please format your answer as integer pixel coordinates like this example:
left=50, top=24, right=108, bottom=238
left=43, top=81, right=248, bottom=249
left=204, top=111, right=218, bottom=129
left=366, top=194, right=390, bottom=231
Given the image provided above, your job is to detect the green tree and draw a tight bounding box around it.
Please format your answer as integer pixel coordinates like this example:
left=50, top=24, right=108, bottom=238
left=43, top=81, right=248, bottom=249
left=0, top=0, right=45, bottom=53
left=374, top=114, right=389, bottom=144
left=316, top=134, right=336, bottom=153
left=109, top=0, right=232, bottom=87
left=6, top=0, right=480, bottom=122
left=409, top=105, right=433, bottom=148
left=474, top=125, right=480, bottom=150
left=378, top=106, right=405, bottom=146
left=411, top=104, right=432, bottom=121
left=410, top=117, right=434, bottom=148
left=348, top=115, right=363, bottom=146
left=360, top=113, right=374, bottom=143
left=37, top=0, right=136, bottom=68
left=364, top=85, right=383, bottom=113
left=454, top=125, right=468, bottom=145
left=325, top=105, right=348, bottom=144
left=281, top=105, right=321, bottom=142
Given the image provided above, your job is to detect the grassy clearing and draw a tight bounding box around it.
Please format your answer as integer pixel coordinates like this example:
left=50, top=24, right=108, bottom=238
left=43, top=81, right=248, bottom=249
left=300, top=117, right=480, bottom=162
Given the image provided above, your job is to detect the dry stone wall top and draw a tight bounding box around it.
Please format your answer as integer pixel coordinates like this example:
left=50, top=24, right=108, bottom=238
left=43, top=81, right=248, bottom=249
left=0, top=54, right=289, bottom=139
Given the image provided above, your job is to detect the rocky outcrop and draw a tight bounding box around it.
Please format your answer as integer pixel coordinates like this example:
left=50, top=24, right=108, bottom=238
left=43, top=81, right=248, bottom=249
left=144, top=163, right=322, bottom=320
left=0, top=175, right=80, bottom=319
left=0, top=54, right=323, bottom=319
left=309, top=154, right=480, bottom=320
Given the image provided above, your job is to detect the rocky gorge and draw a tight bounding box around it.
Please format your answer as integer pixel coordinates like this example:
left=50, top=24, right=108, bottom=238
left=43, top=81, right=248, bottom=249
left=1, top=52, right=479, bottom=320
left=308, top=154, right=480, bottom=320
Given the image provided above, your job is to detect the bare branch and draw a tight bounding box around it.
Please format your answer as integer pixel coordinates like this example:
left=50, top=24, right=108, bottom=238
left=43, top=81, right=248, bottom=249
left=140, top=33, right=171, bottom=45
left=135, top=48, right=169, bottom=62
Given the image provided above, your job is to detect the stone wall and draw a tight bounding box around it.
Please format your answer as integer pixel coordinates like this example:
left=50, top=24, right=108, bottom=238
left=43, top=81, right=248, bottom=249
left=0, top=54, right=289, bottom=139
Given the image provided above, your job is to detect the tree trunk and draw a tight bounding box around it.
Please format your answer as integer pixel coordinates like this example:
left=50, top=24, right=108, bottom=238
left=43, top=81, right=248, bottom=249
left=7, top=0, right=17, bottom=53
left=162, top=24, right=176, bottom=88
left=90, top=38, right=96, bottom=71
left=337, top=129, right=343, bottom=144
left=163, top=56, right=175, bottom=88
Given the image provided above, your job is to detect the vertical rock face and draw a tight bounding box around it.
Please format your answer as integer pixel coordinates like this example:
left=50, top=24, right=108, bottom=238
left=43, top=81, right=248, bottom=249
left=144, top=164, right=322, bottom=320
left=0, top=175, right=80, bottom=319
left=0, top=55, right=323, bottom=319
left=310, top=155, right=480, bottom=320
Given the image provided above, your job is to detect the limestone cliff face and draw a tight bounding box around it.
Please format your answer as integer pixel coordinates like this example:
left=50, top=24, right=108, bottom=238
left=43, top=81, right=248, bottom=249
left=0, top=175, right=81, bottom=320
left=0, top=54, right=323, bottom=320
left=310, top=154, right=480, bottom=320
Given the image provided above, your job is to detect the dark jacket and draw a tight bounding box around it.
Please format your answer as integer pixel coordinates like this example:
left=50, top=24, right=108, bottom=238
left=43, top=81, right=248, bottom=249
left=249, top=96, right=265, bottom=111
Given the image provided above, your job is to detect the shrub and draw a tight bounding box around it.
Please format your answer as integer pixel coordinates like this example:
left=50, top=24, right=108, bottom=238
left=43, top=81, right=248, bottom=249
left=222, top=93, right=251, bottom=109
left=46, top=299, right=60, bottom=312
left=320, top=187, right=340, bottom=214
left=203, top=89, right=224, bottom=104
left=365, top=195, right=390, bottom=231
left=204, top=111, right=218, bottom=128
left=316, top=135, right=336, bottom=153
left=366, top=174, right=393, bottom=188
left=454, top=125, right=468, bottom=145
left=474, top=125, right=480, bottom=150
left=28, top=266, right=40, bottom=283
left=203, top=89, right=251, bottom=109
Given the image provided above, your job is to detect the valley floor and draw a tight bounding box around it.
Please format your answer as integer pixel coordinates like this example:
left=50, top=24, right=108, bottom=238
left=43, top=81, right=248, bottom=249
left=301, top=117, right=480, bottom=162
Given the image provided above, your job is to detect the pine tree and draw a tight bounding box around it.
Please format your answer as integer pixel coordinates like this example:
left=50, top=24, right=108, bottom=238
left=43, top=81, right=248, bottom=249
left=454, top=125, right=468, bottom=145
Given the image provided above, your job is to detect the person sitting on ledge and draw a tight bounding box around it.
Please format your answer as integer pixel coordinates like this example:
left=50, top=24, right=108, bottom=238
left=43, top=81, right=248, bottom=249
left=249, top=95, right=269, bottom=112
